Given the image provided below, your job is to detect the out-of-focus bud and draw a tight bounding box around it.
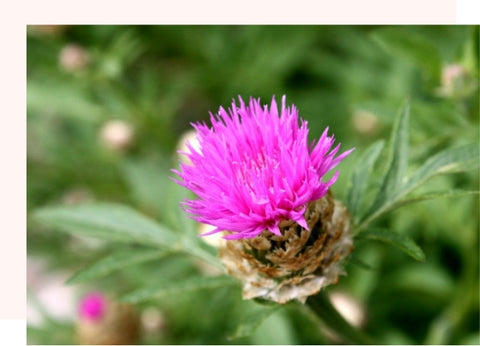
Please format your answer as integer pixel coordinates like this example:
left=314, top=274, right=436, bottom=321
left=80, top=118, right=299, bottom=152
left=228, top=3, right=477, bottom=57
left=198, top=223, right=225, bottom=248
left=28, top=25, right=66, bottom=37
left=352, top=110, right=380, bottom=136
left=190, top=224, right=224, bottom=276
left=62, top=187, right=93, bottom=205
left=321, top=291, right=367, bottom=342
left=100, top=120, right=134, bottom=152
left=59, top=44, right=89, bottom=72
left=176, top=130, right=201, bottom=165
left=442, top=64, right=466, bottom=90
left=141, top=307, right=166, bottom=334
left=76, top=292, right=140, bottom=345
left=437, top=64, right=470, bottom=97
left=330, top=291, right=366, bottom=328
left=27, top=257, right=76, bottom=327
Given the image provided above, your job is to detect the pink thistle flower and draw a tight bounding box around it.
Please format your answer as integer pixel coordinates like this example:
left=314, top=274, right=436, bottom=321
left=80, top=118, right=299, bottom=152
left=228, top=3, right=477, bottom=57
left=79, top=292, right=107, bottom=321
left=173, top=95, right=354, bottom=240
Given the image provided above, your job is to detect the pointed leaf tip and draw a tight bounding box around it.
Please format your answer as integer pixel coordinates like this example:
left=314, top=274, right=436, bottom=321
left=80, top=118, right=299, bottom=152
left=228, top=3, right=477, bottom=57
left=358, top=229, right=426, bottom=262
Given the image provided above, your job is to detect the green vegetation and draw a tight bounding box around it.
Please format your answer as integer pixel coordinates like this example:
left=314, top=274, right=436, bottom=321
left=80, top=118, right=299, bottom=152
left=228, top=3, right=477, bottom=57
left=27, top=25, right=479, bottom=344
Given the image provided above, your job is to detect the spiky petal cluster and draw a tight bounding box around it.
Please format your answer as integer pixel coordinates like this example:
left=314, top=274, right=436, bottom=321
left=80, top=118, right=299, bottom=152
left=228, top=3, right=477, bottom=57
left=173, top=96, right=353, bottom=240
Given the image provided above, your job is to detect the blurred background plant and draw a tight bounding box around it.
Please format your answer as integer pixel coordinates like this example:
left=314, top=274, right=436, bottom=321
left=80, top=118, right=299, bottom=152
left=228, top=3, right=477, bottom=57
left=27, top=25, right=479, bottom=344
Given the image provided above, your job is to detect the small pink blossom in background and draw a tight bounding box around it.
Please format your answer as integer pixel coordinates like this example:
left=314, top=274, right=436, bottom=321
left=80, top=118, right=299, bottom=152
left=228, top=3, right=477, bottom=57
left=442, top=64, right=465, bottom=89
left=100, top=119, right=134, bottom=151
left=352, top=110, right=380, bottom=136
left=59, top=44, right=89, bottom=72
left=79, top=292, right=107, bottom=321
left=173, top=95, right=354, bottom=240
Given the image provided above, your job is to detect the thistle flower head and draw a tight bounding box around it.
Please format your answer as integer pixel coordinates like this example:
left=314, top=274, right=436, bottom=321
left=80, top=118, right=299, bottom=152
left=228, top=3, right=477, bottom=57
left=173, top=95, right=353, bottom=240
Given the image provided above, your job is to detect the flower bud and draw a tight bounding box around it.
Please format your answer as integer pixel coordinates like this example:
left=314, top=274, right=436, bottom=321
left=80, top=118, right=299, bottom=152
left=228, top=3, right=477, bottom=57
left=321, top=291, right=367, bottom=342
left=437, top=64, right=469, bottom=97
left=442, top=65, right=465, bottom=89
left=330, top=291, right=366, bottom=327
left=352, top=110, right=380, bottom=136
left=62, top=187, right=93, bottom=205
left=28, top=25, right=66, bottom=37
left=59, top=44, right=89, bottom=72
left=100, top=120, right=134, bottom=151
left=176, top=129, right=201, bottom=165
left=141, top=307, right=166, bottom=334
left=198, top=223, right=225, bottom=248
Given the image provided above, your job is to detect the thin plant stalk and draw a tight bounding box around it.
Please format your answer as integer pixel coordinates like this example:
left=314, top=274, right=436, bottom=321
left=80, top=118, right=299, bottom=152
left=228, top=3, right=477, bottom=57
left=307, top=291, right=374, bottom=344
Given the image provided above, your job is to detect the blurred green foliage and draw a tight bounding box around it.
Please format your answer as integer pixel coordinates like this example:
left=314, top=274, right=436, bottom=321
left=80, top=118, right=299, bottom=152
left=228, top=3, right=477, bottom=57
left=27, top=25, right=479, bottom=344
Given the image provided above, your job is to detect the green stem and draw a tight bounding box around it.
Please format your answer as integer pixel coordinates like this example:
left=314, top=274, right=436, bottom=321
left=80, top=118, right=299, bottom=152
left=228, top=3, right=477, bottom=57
left=307, top=291, right=375, bottom=344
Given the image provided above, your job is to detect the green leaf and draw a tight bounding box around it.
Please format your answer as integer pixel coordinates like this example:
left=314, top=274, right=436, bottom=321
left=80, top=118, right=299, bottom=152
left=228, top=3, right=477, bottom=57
left=403, top=144, right=480, bottom=196
left=34, top=202, right=222, bottom=269
left=458, top=332, right=480, bottom=345
left=372, top=27, right=442, bottom=82
left=162, top=177, right=197, bottom=236
left=179, top=235, right=222, bottom=269
left=27, top=81, right=104, bottom=122
left=390, top=189, right=479, bottom=211
left=67, top=248, right=172, bottom=284
left=386, top=264, right=454, bottom=298
left=356, top=105, right=478, bottom=234
left=368, top=101, right=410, bottom=214
left=229, top=303, right=281, bottom=339
left=358, top=229, right=426, bottom=262
left=121, top=159, right=197, bottom=237
left=121, top=275, right=236, bottom=303
left=346, top=140, right=385, bottom=222
left=122, top=159, right=170, bottom=214
left=34, top=203, right=181, bottom=248
left=251, top=309, right=295, bottom=344
left=349, top=254, right=379, bottom=271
